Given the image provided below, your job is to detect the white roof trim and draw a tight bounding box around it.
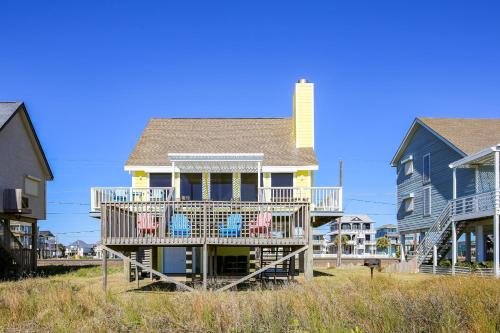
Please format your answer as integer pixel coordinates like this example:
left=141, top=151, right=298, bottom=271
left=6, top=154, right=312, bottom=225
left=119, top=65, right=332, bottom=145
left=262, top=165, right=318, bottom=172
left=124, top=165, right=175, bottom=173
left=168, top=153, right=264, bottom=162
left=390, top=118, right=466, bottom=167
left=449, top=144, right=500, bottom=168
left=124, top=164, right=319, bottom=173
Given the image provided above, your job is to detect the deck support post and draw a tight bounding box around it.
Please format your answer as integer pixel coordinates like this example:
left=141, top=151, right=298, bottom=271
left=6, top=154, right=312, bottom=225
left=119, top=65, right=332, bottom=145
left=102, top=248, right=108, bottom=290
left=304, top=217, right=314, bottom=281
left=451, top=220, right=457, bottom=276
left=432, top=245, right=437, bottom=274
left=465, top=231, right=472, bottom=263
left=400, top=234, right=406, bottom=262
left=202, top=243, right=208, bottom=290
left=494, top=151, right=499, bottom=278
left=31, top=220, right=37, bottom=271
left=475, top=224, right=485, bottom=262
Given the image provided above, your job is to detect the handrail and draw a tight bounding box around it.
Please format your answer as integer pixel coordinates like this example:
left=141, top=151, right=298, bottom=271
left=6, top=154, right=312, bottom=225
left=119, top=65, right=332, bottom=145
left=90, top=187, right=175, bottom=212
left=415, top=202, right=451, bottom=266
left=258, top=186, right=342, bottom=212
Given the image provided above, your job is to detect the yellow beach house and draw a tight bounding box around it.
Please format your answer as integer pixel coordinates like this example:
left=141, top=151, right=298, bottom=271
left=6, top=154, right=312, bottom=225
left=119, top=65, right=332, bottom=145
left=90, top=79, right=343, bottom=291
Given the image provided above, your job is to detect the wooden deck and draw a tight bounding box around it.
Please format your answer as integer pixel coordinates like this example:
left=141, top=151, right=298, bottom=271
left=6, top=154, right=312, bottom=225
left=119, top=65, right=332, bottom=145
left=101, top=201, right=310, bottom=247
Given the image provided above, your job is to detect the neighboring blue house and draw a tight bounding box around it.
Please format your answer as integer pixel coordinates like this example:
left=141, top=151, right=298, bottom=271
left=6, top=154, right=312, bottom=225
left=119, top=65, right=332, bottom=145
left=391, top=118, right=500, bottom=276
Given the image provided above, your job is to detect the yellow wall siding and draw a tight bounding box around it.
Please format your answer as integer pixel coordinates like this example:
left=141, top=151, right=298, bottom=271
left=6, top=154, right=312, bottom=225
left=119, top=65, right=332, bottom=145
left=294, top=170, right=311, bottom=188
left=132, top=171, right=149, bottom=187
left=263, top=172, right=271, bottom=187
left=157, top=247, right=163, bottom=272
left=216, top=246, right=250, bottom=257
left=293, top=81, right=314, bottom=148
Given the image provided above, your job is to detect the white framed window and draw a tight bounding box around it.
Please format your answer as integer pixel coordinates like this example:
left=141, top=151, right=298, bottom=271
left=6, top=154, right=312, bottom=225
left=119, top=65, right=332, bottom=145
left=423, top=186, right=432, bottom=216
left=423, top=153, right=431, bottom=184
left=403, top=193, right=414, bottom=213
left=401, top=155, right=414, bottom=176
left=24, top=175, right=40, bottom=197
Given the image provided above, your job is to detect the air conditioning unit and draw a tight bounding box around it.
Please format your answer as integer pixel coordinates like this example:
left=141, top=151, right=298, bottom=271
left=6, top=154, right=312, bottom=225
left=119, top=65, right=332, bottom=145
left=3, top=189, right=32, bottom=214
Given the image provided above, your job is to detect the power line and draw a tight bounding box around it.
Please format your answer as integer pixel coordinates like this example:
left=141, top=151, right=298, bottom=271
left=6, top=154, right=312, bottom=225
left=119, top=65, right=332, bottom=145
left=48, top=201, right=89, bottom=206
left=344, top=198, right=396, bottom=206
left=54, top=230, right=99, bottom=235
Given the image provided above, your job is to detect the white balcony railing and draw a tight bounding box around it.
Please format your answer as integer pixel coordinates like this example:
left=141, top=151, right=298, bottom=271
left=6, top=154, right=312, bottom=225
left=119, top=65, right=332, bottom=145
left=258, top=187, right=342, bottom=212
left=450, top=190, right=498, bottom=220
left=90, top=187, right=175, bottom=212
left=91, top=186, right=343, bottom=213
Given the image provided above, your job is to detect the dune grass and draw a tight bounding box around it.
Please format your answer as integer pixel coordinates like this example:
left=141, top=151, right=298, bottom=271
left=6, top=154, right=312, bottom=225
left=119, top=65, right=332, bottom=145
left=0, top=265, right=499, bottom=332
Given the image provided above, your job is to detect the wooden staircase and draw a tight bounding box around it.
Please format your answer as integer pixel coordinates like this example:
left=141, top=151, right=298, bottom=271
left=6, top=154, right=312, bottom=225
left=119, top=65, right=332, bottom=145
left=258, top=247, right=297, bottom=280
left=0, top=220, right=32, bottom=278
left=128, top=247, right=153, bottom=281
left=415, top=202, right=467, bottom=266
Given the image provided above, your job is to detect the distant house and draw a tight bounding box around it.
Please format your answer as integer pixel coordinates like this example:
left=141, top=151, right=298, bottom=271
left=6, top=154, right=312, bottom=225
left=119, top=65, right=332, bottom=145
left=0, top=102, right=53, bottom=277
left=375, top=224, right=399, bottom=257
left=392, top=118, right=500, bottom=276
left=93, top=241, right=117, bottom=259
left=66, top=240, right=93, bottom=257
left=324, top=215, right=377, bottom=257
left=38, top=231, right=57, bottom=258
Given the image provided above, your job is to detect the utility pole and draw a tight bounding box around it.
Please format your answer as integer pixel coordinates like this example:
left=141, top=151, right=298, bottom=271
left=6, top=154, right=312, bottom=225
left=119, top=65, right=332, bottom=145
left=337, top=159, right=343, bottom=268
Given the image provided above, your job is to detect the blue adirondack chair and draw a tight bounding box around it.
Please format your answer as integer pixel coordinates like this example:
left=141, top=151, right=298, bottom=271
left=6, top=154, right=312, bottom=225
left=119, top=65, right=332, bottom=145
left=219, top=214, right=243, bottom=237
left=169, top=214, right=191, bottom=237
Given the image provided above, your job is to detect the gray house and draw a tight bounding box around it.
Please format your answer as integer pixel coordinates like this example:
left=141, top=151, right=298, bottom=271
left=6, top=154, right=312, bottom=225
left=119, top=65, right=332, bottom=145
left=391, top=118, right=500, bottom=276
left=0, top=102, right=53, bottom=276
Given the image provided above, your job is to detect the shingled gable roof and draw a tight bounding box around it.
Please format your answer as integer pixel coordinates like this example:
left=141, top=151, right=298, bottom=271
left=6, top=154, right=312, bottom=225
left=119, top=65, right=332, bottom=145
left=391, top=117, right=500, bottom=166
left=126, top=118, right=318, bottom=167
left=0, top=102, right=54, bottom=180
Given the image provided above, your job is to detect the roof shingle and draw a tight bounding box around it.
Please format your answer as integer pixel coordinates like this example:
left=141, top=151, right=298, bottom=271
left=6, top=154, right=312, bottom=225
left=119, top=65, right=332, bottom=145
left=419, top=118, right=500, bottom=155
left=126, top=118, right=317, bottom=167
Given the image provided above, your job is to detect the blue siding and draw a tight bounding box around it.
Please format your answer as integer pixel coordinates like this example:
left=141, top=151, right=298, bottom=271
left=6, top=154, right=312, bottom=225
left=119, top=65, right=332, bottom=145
left=395, top=125, right=475, bottom=234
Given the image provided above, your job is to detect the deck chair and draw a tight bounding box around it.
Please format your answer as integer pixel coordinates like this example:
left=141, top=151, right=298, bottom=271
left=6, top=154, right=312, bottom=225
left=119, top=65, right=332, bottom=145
left=219, top=214, right=243, bottom=237
left=249, top=212, right=272, bottom=237
left=169, top=214, right=191, bottom=237
left=137, top=213, right=159, bottom=236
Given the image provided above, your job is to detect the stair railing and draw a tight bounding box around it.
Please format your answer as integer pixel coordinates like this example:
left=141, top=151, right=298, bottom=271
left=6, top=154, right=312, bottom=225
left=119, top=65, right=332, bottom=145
left=415, top=202, right=452, bottom=266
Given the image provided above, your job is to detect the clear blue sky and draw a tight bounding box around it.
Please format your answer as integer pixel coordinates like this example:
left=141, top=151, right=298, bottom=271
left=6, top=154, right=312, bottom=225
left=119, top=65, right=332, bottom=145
left=1, top=1, right=499, bottom=245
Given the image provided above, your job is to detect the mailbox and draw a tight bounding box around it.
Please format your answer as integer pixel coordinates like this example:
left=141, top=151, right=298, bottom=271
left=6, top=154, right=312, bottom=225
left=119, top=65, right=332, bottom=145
left=363, top=259, right=381, bottom=268
left=363, top=259, right=381, bottom=279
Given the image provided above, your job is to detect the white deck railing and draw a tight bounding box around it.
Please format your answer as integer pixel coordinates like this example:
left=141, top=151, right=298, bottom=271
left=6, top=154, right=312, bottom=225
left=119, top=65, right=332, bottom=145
left=450, top=190, right=499, bottom=220
left=91, top=187, right=175, bottom=212
left=91, top=186, right=343, bottom=213
left=258, top=187, right=342, bottom=212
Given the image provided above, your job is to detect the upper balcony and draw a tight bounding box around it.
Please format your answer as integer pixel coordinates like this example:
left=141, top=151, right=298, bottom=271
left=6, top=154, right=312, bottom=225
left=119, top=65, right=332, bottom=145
left=90, top=186, right=343, bottom=217
left=449, top=145, right=500, bottom=221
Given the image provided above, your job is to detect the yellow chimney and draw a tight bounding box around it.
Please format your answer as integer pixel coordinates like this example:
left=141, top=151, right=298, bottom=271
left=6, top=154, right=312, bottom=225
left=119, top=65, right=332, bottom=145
left=293, top=79, right=314, bottom=148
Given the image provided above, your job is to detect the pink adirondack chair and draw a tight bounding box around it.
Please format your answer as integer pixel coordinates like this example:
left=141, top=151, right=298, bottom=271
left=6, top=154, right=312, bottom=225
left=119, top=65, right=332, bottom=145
left=137, top=213, right=159, bottom=236
left=249, top=212, right=272, bottom=237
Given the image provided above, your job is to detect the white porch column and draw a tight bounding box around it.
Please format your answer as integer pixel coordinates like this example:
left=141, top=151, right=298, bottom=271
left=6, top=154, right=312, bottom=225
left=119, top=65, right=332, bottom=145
left=451, top=220, right=457, bottom=275
left=475, top=224, right=485, bottom=262
left=171, top=162, right=177, bottom=199
left=494, top=150, right=499, bottom=277
left=257, top=161, right=261, bottom=201
left=400, top=234, right=406, bottom=262
left=452, top=168, right=457, bottom=200
left=465, top=230, right=472, bottom=262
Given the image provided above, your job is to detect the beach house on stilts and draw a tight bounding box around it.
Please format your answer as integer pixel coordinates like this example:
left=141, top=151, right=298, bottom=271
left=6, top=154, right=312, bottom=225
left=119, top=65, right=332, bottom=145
left=90, top=79, right=343, bottom=290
